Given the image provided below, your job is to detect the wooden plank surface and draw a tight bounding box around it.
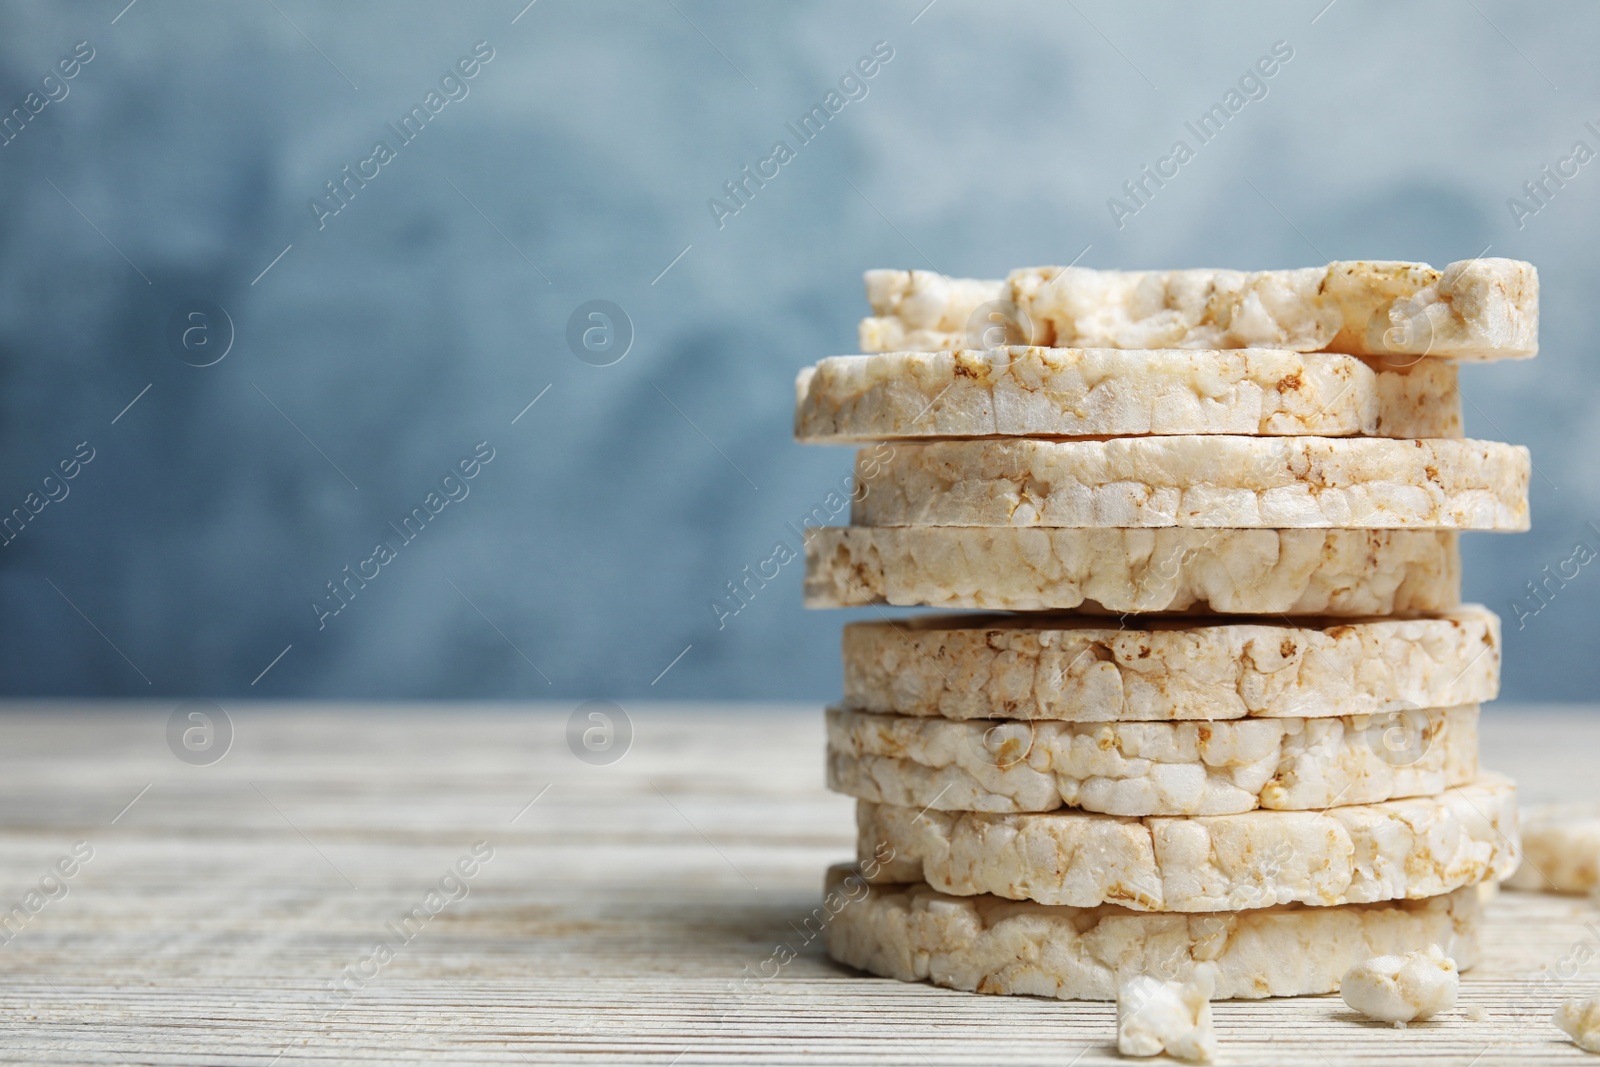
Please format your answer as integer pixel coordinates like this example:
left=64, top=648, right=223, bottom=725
left=0, top=701, right=1594, bottom=1065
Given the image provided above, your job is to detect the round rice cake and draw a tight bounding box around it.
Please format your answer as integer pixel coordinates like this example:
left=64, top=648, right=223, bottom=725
left=858, top=257, right=1538, bottom=361
left=839, top=608, right=1499, bottom=722
left=855, top=775, right=1518, bottom=911
left=821, top=864, right=1484, bottom=1001
left=804, top=526, right=1460, bottom=615
left=851, top=436, right=1528, bottom=530
left=826, top=704, right=1479, bottom=816
left=794, top=348, right=1461, bottom=441
left=1503, top=806, right=1600, bottom=893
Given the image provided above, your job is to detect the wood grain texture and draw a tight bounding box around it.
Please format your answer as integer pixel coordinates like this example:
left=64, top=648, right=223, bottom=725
left=0, top=702, right=1593, bottom=1066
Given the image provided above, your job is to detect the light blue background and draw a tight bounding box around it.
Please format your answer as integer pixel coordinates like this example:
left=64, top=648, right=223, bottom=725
left=0, top=1, right=1593, bottom=701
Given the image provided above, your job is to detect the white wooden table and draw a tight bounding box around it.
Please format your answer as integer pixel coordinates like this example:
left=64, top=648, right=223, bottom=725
left=0, top=702, right=1594, bottom=1065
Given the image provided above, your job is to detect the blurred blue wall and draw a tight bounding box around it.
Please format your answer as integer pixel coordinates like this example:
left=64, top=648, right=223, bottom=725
left=0, top=0, right=1594, bottom=701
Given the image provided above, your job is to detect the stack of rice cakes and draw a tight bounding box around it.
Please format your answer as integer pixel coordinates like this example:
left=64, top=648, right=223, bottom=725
left=797, top=258, right=1535, bottom=1000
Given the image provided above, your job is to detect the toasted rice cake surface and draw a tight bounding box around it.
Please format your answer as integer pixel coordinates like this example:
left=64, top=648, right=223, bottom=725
left=851, top=436, right=1528, bottom=531
left=822, top=864, right=1484, bottom=1001
left=804, top=526, right=1461, bottom=615
left=826, top=704, right=1479, bottom=816
left=839, top=607, right=1499, bottom=722
left=854, top=775, right=1518, bottom=911
left=795, top=348, right=1462, bottom=441
left=858, top=258, right=1538, bottom=361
